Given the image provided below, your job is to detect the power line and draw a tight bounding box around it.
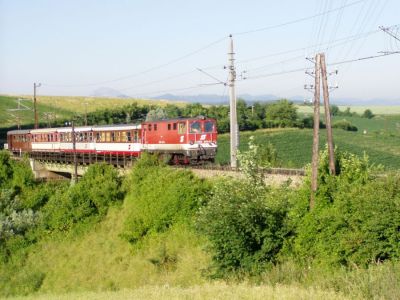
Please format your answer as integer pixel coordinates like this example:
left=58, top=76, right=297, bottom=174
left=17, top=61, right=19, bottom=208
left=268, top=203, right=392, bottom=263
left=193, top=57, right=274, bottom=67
left=42, top=36, right=228, bottom=88
left=245, top=51, right=400, bottom=81
left=238, top=28, right=380, bottom=65
left=232, top=0, right=366, bottom=36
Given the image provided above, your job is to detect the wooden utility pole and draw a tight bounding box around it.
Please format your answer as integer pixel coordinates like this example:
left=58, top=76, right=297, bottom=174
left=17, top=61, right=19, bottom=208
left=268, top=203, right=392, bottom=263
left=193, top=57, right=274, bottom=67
left=320, top=53, right=336, bottom=175
left=310, top=53, right=321, bottom=209
left=33, top=83, right=41, bottom=129
left=228, top=35, right=238, bottom=169
left=72, top=120, right=78, bottom=184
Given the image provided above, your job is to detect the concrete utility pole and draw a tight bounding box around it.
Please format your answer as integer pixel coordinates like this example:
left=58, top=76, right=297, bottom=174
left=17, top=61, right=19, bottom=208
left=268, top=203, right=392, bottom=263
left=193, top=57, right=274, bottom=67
left=310, top=53, right=321, bottom=210
left=33, top=83, right=41, bottom=129
left=228, top=35, right=238, bottom=169
left=320, top=53, right=336, bottom=175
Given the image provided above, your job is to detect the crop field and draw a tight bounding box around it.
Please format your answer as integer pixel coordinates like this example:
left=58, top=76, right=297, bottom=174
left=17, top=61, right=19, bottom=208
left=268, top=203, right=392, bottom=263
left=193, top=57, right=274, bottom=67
left=0, top=95, right=186, bottom=128
left=216, top=123, right=400, bottom=170
left=297, top=104, right=400, bottom=115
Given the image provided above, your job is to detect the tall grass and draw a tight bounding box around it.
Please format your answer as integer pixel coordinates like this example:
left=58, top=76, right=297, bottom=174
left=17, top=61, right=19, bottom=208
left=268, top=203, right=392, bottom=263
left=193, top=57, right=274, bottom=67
left=8, top=283, right=349, bottom=300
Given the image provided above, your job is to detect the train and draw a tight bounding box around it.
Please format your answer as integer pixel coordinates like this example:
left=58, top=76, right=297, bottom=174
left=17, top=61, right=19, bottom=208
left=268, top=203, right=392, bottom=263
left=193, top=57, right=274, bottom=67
left=5, top=116, right=218, bottom=165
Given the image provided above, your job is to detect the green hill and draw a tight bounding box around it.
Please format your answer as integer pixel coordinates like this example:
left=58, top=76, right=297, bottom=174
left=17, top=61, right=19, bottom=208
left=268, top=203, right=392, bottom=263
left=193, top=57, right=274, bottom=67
left=216, top=125, right=400, bottom=170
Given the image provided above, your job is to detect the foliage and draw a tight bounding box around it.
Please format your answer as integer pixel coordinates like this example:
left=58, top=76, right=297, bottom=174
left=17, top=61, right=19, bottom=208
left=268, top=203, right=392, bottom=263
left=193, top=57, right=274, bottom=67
left=41, top=163, right=123, bottom=232
left=0, top=150, right=13, bottom=188
left=362, top=108, right=374, bottom=119
left=197, top=138, right=288, bottom=274
left=146, top=107, right=168, bottom=121
left=265, top=99, right=298, bottom=127
left=122, top=154, right=210, bottom=243
left=287, top=148, right=400, bottom=267
left=332, top=119, right=358, bottom=131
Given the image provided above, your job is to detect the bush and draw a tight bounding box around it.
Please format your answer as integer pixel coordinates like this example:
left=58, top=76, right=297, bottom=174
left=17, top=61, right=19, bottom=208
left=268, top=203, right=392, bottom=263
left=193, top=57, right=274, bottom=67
left=41, top=163, right=123, bottom=232
left=288, top=148, right=400, bottom=266
left=197, top=138, right=289, bottom=275
left=332, top=119, right=358, bottom=131
left=197, top=179, right=289, bottom=274
left=122, top=154, right=210, bottom=243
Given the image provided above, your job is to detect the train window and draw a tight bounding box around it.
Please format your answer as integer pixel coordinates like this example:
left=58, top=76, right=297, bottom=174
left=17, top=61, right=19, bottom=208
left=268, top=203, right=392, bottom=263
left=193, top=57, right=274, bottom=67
left=173, top=123, right=177, bottom=130
left=204, top=121, right=214, bottom=132
left=111, top=132, right=115, bottom=142
left=134, top=130, right=139, bottom=142
left=88, top=132, right=93, bottom=142
left=83, top=132, right=88, bottom=142
left=190, top=121, right=201, bottom=133
left=126, top=131, right=131, bottom=142
left=148, top=124, right=152, bottom=131
left=178, top=122, right=186, bottom=134
left=154, top=124, right=157, bottom=131
left=105, top=132, right=111, bottom=142
left=168, top=124, right=171, bottom=130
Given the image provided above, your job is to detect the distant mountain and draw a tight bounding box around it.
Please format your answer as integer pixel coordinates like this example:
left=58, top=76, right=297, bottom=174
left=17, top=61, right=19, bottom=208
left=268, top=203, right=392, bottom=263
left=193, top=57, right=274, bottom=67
left=91, top=87, right=129, bottom=98
left=151, top=93, right=285, bottom=104
left=152, top=93, right=399, bottom=106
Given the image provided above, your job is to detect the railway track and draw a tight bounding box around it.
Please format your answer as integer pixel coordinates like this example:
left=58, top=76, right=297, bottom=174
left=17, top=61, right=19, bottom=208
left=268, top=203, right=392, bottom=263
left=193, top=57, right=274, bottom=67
left=173, top=164, right=305, bottom=176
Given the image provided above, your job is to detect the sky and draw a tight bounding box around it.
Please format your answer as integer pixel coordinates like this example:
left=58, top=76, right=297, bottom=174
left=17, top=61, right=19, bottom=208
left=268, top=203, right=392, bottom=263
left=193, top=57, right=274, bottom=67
left=0, top=0, right=399, bottom=102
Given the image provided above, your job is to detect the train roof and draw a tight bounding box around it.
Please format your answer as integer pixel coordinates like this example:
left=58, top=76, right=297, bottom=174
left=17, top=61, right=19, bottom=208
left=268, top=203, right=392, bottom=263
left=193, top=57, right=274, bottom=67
left=7, top=129, right=31, bottom=135
left=7, top=123, right=142, bottom=135
left=142, top=116, right=214, bottom=124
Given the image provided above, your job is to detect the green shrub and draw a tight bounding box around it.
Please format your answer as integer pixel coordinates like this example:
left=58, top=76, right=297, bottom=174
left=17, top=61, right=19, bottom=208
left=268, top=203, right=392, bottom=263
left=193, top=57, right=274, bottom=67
left=197, top=179, right=289, bottom=275
left=197, top=138, right=289, bottom=275
left=41, top=163, right=123, bottom=232
left=332, top=119, right=358, bottom=131
left=288, top=149, right=400, bottom=266
left=122, top=154, right=210, bottom=243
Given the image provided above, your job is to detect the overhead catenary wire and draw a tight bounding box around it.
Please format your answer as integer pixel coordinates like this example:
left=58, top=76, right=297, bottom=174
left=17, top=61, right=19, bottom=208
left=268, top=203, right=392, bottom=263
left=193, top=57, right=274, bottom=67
left=232, top=0, right=367, bottom=36
left=244, top=51, right=400, bottom=81
left=42, top=36, right=228, bottom=88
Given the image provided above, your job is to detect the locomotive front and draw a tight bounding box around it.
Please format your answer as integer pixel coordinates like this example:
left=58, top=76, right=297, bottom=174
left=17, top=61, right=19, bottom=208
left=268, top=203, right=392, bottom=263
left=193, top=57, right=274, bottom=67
left=141, top=117, right=218, bottom=164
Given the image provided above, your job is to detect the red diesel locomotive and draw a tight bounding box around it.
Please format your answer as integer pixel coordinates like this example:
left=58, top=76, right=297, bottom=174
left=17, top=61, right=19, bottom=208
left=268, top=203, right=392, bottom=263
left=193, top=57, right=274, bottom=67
left=5, top=117, right=218, bottom=164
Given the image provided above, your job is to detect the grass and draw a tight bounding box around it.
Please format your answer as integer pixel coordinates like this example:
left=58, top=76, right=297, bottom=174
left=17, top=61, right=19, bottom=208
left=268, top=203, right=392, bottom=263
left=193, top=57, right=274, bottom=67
left=5, top=206, right=209, bottom=295
left=0, top=94, right=187, bottom=128
left=216, top=126, right=400, bottom=169
left=9, top=283, right=349, bottom=300
left=297, top=104, right=400, bottom=115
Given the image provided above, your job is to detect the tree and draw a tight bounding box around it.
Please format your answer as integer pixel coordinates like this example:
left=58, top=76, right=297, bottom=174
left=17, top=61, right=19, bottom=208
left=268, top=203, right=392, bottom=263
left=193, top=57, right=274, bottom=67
left=265, top=99, right=298, bottom=127
left=362, top=109, right=374, bottom=119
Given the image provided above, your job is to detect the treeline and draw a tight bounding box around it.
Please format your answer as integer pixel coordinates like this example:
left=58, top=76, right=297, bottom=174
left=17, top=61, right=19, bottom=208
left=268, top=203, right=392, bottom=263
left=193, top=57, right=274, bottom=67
left=70, top=99, right=313, bottom=133
left=331, top=105, right=374, bottom=119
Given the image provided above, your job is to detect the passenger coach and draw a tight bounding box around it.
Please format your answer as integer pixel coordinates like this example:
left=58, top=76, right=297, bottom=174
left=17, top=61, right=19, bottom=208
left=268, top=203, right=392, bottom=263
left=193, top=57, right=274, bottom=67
left=5, top=116, right=218, bottom=164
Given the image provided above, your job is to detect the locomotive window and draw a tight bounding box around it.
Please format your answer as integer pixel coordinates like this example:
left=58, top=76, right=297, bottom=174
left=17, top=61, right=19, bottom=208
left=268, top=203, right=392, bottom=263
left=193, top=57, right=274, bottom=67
left=190, top=121, right=201, bottom=133
left=173, top=123, right=177, bottom=130
left=168, top=124, right=171, bottom=130
left=126, top=131, right=131, bottom=142
left=148, top=124, right=152, bottom=131
left=154, top=124, right=157, bottom=131
left=178, top=123, right=186, bottom=134
left=111, top=132, right=115, bottom=142
left=204, top=121, right=214, bottom=132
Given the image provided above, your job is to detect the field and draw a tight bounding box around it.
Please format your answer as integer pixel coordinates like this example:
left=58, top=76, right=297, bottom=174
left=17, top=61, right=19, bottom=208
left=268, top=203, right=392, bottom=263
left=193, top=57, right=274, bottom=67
left=297, top=104, right=400, bottom=115
left=0, top=95, right=186, bottom=128
left=216, top=118, right=400, bottom=170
